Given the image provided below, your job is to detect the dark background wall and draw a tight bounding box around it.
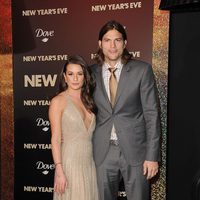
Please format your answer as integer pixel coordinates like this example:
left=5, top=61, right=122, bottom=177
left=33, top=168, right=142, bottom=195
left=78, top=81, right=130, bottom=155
left=12, top=1, right=161, bottom=200
left=167, top=9, right=200, bottom=200
left=1, top=1, right=168, bottom=199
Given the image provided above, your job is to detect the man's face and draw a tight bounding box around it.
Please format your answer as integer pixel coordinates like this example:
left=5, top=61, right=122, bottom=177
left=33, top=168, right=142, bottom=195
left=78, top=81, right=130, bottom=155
left=99, top=29, right=127, bottom=65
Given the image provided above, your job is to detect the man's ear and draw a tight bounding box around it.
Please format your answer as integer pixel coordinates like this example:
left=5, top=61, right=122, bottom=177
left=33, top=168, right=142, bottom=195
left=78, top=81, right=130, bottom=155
left=98, top=40, right=102, bottom=48
left=124, top=40, right=127, bottom=48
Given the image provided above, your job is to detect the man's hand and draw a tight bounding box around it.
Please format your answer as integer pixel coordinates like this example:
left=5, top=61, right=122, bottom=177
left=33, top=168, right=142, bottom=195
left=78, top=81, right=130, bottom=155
left=143, top=160, right=159, bottom=179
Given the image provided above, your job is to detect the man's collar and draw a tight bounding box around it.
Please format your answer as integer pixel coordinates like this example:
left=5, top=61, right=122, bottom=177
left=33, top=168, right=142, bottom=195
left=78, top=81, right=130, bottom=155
left=103, top=61, right=123, bottom=70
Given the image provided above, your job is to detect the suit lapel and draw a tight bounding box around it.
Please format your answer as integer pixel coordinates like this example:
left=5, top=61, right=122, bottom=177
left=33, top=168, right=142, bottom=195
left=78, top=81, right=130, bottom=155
left=95, top=65, right=112, bottom=111
left=114, top=62, right=131, bottom=107
left=95, top=62, right=131, bottom=110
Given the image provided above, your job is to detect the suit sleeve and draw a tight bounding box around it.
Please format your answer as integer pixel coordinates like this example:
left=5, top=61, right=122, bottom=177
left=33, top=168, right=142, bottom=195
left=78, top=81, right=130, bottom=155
left=140, top=64, right=161, bottom=162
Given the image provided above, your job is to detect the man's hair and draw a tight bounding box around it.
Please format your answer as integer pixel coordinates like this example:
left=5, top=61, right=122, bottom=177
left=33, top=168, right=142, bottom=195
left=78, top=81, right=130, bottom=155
left=95, top=20, right=133, bottom=65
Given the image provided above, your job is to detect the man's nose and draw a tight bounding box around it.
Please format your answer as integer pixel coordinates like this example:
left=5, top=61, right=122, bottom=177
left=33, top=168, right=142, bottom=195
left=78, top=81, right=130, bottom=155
left=110, top=40, right=116, bottom=48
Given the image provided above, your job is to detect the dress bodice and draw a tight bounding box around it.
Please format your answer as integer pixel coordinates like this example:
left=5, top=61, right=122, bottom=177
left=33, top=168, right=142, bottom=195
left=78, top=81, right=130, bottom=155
left=61, top=95, right=96, bottom=143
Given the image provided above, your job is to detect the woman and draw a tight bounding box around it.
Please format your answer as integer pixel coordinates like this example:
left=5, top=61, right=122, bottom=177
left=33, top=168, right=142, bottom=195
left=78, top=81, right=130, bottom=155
left=49, top=55, right=98, bottom=200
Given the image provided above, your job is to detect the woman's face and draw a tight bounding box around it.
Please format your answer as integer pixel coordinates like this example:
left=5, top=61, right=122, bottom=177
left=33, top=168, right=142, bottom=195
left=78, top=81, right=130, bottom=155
left=64, top=63, right=84, bottom=91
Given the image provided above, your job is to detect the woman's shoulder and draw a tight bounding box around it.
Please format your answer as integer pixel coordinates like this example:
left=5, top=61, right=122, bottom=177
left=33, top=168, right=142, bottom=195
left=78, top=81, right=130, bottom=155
left=50, top=91, right=67, bottom=109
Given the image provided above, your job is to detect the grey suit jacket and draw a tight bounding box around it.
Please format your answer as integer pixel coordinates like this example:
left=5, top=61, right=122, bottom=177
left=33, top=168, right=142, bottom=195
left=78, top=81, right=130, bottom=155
left=91, top=59, right=161, bottom=166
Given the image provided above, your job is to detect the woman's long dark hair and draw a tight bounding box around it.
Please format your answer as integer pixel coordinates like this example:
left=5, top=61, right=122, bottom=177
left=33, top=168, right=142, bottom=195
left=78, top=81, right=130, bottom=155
left=95, top=20, right=133, bottom=65
left=59, top=55, right=97, bottom=114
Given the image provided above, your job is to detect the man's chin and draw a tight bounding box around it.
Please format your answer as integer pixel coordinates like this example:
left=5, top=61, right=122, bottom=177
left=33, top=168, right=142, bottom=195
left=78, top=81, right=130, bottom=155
left=107, top=56, right=121, bottom=62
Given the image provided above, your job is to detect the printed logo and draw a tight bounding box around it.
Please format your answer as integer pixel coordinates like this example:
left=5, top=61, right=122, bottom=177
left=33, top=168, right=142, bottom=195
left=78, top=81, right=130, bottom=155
left=35, top=28, right=54, bottom=43
left=24, top=74, right=57, bottom=87
left=36, top=118, right=50, bottom=132
left=24, top=100, right=50, bottom=106
left=36, top=161, right=54, bottom=175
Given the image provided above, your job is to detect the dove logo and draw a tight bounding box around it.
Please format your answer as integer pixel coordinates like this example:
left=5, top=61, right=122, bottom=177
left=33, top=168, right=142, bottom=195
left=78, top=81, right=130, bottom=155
left=36, top=161, right=54, bottom=175
left=36, top=118, right=50, bottom=132
left=35, top=28, right=54, bottom=43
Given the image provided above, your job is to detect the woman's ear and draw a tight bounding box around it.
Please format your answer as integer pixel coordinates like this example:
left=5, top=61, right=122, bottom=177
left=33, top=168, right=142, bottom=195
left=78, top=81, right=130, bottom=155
left=63, top=73, right=67, bottom=83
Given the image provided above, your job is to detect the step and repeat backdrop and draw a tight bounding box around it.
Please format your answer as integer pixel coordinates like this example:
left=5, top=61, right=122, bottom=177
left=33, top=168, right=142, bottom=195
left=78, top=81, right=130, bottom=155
left=12, top=0, right=167, bottom=199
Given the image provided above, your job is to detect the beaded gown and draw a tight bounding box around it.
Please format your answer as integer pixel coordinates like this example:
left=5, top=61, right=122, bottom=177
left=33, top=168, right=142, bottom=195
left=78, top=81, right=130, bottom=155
left=53, top=95, right=99, bottom=200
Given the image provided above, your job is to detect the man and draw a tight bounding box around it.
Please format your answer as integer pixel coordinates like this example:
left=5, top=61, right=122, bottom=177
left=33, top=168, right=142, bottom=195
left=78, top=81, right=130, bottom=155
left=91, top=20, right=161, bottom=200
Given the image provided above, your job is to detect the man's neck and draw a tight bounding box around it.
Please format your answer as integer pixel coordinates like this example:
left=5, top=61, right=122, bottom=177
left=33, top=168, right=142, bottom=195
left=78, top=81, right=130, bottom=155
left=105, top=60, right=122, bottom=68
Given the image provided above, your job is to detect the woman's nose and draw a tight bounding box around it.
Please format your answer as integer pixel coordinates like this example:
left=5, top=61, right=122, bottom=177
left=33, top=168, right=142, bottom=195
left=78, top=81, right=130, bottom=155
left=73, top=75, right=78, bottom=81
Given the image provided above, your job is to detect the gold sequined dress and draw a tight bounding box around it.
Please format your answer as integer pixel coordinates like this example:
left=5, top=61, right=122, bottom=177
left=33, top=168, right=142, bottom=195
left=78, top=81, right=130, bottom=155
left=53, top=95, right=99, bottom=200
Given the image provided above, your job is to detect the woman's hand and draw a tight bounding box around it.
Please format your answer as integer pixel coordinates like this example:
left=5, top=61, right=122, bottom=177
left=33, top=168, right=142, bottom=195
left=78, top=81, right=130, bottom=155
left=54, top=164, right=67, bottom=194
